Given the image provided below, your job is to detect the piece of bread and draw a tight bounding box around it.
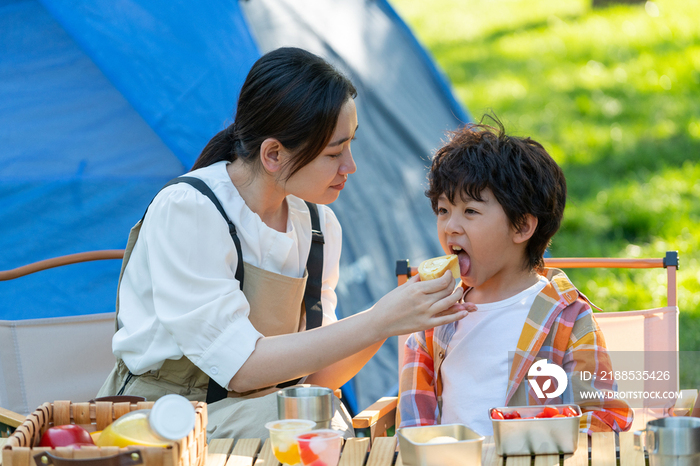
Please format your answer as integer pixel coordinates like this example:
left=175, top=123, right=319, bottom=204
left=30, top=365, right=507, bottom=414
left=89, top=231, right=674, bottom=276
left=418, top=254, right=459, bottom=281
left=425, top=436, right=459, bottom=444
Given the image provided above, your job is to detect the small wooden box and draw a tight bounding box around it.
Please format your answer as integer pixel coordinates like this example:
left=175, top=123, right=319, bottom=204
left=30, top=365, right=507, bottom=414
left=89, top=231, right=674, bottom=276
left=2, top=400, right=207, bottom=466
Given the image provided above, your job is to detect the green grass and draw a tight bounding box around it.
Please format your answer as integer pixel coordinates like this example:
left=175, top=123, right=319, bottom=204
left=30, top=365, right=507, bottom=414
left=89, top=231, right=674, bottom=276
left=391, top=0, right=700, bottom=359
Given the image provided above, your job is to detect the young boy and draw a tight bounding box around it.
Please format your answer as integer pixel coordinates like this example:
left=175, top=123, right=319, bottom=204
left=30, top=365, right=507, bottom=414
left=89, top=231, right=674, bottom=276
left=398, top=118, right=633, bottom=435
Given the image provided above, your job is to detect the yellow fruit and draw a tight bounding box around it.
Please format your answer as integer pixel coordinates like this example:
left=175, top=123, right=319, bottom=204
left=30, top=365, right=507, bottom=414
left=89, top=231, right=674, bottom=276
left=96, top=413, right=170, bottom=447
left=274, top=444, right=300, bottom=465
left=418, top=254, right=459, bottom=281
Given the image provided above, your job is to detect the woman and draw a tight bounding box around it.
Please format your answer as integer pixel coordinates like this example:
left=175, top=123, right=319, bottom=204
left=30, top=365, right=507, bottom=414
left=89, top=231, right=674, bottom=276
left=97, top=47, right=470, bottom=439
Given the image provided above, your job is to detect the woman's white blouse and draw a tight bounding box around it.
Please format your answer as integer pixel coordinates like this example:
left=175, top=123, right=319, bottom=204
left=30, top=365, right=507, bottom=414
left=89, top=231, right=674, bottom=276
left=112, top=161, right=342, bottom=388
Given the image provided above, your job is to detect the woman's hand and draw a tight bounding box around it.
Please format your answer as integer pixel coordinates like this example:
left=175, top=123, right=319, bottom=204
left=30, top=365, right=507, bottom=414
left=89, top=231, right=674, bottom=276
left=369, top=271, right=476, bottom=339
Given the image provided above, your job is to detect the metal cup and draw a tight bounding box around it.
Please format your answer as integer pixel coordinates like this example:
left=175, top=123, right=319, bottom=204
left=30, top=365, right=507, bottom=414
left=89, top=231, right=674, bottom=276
left=277, top=386, right=335, bottom=429
left=635, top=417, right=700, bottom=466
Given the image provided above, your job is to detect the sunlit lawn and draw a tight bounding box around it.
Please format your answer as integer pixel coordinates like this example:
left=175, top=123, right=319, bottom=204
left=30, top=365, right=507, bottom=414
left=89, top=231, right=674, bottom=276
left=392, top=0, right=700, bottom=380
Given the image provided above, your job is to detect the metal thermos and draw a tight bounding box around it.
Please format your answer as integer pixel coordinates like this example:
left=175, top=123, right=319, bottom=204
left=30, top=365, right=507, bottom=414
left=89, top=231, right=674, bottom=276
left=276, top=386, right=334, bottom=429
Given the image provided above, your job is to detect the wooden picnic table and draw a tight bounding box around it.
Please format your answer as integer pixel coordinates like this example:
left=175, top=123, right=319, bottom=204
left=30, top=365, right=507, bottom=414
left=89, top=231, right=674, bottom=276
left=204, top=431, right=646, bottom=466
left=0, top=431, right=647, bottom=466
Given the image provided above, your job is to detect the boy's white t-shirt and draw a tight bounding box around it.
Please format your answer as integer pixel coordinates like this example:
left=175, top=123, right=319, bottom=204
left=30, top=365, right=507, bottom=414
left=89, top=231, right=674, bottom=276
left=440, top=275, right=549, bottom=436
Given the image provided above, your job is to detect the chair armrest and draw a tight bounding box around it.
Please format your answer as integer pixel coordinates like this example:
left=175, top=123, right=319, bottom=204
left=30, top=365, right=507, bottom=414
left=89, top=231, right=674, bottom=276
left=675, top=389, right=699, bottom=417
left=0, top=250, right=124, bottom=280
left=352, top=396, right=397, bottom=440
left=1, top=406, right=25, bottom=437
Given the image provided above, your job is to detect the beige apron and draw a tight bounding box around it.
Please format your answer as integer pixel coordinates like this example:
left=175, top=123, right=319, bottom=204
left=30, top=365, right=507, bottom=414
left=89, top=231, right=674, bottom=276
left=97, top=209, right=353, bottom=439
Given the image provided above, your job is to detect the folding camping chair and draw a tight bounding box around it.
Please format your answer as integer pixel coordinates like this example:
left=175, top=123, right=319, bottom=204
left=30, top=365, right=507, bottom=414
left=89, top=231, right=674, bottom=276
left=0, top=250, right=124, bottom=419
left=352, top=251, right=681, bottom=440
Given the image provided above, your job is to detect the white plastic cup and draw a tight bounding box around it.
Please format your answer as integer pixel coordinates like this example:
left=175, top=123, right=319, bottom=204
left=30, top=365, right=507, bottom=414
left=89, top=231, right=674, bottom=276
left=265, top=419, right=316, bottom=466
left=295, top=429, right=343, bottom=466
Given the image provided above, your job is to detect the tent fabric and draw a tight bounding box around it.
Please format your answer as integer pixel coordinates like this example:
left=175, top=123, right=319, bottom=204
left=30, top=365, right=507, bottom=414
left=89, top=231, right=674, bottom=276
left=39, top=0, right=261, bottom=169
left=0, top=0, right=469, bottom=414
left=1, top=0, right=260, bottom=321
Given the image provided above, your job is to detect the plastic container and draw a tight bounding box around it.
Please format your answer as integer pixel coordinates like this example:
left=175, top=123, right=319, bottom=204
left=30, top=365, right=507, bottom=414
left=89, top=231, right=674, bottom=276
left=295, top=429, right=343, bottom=466
left=265, top=419, right=316, bottom=466
left=96, top=394, right=196, bottom=447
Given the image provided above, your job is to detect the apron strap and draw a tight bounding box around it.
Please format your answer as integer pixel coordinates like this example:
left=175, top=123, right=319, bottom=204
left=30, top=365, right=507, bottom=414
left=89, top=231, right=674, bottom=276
left=303, top=201, right=324, bottom=331
left=159, top=177, right=244, bottom=286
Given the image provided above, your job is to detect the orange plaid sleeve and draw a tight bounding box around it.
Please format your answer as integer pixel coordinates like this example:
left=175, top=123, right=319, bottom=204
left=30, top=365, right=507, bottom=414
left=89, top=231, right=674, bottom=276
left=398, top=328, right=441, bottom=427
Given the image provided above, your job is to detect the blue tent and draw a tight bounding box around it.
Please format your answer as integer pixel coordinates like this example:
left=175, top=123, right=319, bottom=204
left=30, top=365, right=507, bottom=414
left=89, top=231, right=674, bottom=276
left=0, top=0, right=468, bottom=414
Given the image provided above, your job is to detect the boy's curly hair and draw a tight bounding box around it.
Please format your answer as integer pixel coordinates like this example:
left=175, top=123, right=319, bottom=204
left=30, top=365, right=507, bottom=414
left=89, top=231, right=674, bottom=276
left=425, top=116, right=567, bottom=272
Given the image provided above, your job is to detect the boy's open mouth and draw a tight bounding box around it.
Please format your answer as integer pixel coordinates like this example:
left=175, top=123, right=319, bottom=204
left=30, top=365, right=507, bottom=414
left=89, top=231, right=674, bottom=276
left=451, top=245, right=471, bottom=276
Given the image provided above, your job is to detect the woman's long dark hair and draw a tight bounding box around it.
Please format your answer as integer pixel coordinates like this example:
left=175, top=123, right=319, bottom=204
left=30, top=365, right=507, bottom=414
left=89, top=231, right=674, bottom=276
left=191, top=47, right=357, bottom=178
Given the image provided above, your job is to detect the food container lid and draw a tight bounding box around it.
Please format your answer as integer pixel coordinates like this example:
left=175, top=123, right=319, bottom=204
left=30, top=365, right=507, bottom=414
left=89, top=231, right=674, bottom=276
left=149, top=394, right=196, bottom=440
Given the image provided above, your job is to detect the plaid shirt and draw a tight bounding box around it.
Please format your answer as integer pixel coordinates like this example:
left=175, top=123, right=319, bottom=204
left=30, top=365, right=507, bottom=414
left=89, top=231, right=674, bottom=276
left=398, top=268, right=634, bottom=434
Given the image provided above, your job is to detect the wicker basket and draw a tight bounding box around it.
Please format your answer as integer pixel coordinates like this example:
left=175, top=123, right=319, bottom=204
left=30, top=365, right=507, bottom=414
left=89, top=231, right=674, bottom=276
left=2, top=400, right=207, bottom=466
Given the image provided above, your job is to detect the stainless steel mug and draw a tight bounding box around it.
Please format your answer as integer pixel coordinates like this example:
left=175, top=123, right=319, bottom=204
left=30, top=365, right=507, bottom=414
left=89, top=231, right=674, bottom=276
left=277, top=386, right=335, bottom=429
left=635, top=417, right=700, bottom=466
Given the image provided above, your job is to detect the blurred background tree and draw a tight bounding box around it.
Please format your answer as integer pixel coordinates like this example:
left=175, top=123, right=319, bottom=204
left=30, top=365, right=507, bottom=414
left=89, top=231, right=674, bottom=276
left=391, top=0, right=700, bottom=366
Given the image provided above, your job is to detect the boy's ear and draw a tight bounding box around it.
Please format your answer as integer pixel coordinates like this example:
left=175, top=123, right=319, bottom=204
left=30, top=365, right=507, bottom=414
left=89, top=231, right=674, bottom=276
left=259, top=138, right=286, bottom=173
left=513, top=214, right=538, bottom=244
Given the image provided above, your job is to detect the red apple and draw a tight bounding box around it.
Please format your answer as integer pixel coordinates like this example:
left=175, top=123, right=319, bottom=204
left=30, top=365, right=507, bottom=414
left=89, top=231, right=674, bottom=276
left=39, top=425, right=95, bottom=448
